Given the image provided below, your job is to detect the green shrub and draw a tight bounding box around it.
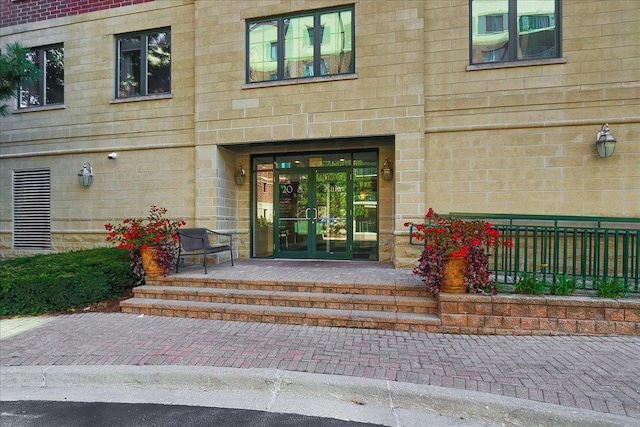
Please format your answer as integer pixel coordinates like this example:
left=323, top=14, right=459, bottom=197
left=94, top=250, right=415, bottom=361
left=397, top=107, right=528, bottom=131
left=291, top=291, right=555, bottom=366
left=548, top=274, right=578, bottom=296
left=513, top=273, right=546, bottom=295
left=493, top=280, right=509, bottom=294
left=593, top=277, right=629, bottom=299
left=0, top=248, right=136, bottom=316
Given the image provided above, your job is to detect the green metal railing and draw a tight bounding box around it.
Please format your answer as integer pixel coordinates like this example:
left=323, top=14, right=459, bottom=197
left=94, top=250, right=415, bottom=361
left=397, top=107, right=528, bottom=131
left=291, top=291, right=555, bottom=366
left=409, top=213, right=640, bottom=292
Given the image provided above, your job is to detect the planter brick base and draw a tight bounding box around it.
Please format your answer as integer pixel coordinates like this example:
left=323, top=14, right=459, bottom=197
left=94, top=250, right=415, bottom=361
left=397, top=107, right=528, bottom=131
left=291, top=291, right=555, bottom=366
left=437, top=293, right=640, bottom=335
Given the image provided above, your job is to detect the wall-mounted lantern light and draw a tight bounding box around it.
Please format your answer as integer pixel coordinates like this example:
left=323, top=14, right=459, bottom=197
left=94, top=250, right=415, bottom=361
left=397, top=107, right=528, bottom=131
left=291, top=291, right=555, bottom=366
left=235, top=164, right=246, bottom=185
left=596, top=124, right=616, bottom=158
left=78, top=162, right=93, bottom=187
left=381, top=157, right=393, bottom=181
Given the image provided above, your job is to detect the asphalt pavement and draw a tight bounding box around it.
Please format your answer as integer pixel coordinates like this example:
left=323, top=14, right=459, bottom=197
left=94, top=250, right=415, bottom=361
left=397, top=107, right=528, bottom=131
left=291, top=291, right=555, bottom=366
left=1, top=312, right=639, bottom=426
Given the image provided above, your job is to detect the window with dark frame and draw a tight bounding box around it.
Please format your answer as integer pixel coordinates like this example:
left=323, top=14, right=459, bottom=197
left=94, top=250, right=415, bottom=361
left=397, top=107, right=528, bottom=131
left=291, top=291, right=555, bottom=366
left=470, top=0, right=561, bottom=65
left=19, top=45, right=64, bottom=108
left=246, top=6, right=354, bottom=83
left=116, top=29, right=171, bottom=98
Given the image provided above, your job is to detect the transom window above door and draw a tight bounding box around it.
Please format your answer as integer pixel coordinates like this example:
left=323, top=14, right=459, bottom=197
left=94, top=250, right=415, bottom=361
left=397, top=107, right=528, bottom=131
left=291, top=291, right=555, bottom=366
left=246, top=6, right=355, bottom=83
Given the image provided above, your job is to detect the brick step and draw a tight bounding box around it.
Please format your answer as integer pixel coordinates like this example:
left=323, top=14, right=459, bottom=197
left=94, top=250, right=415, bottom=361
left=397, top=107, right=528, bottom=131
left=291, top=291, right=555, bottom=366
left=145, top=277, right=429, bottom=298
left=132, top=285, right=437, bottom=315
left=119, top=298, right=441, bottom=332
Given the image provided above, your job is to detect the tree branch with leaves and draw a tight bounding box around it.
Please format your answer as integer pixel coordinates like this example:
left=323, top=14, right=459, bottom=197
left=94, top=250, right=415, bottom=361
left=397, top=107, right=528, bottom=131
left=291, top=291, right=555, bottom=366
left=0, top=42, right=41, bottom=116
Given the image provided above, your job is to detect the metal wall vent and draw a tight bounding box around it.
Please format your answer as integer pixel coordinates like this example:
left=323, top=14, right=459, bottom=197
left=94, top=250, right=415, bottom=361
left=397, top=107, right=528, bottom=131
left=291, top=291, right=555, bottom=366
left=13, top=169, right=51, bottom=250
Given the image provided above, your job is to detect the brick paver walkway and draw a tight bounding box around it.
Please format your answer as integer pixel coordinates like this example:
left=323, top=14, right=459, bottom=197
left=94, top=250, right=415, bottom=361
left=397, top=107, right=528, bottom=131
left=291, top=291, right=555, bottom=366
left=2, top=312, right=639, bottom=419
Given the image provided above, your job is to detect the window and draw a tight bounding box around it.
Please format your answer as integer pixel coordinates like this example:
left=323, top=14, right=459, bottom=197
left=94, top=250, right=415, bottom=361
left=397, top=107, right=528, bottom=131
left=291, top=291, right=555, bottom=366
left=19, top=45, right=64, bottom=108
left=116, top=29, right=171, bottom=98
left=470, top=0, right=560, bottom=65
left=247, top=6, right=354, bottom=83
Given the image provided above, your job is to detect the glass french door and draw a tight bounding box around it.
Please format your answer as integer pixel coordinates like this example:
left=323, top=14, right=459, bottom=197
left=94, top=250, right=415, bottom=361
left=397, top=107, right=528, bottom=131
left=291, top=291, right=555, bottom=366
left=275, top=169, right=351, bottom=259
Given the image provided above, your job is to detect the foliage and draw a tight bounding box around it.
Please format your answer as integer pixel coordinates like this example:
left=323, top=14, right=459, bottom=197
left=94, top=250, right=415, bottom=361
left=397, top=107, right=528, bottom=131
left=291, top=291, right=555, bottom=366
left=104, top=206, right=186, bottom=279
left=0, top=248, right=136, bottom=316
left=0, top=42, right=41, bottom=116
left=547, top=274, right=577, bottom=296
left=257, top=216, right=273, bottom=227
left=593, top=277, right=629, bottom=299
left=406, top=208, right=512, bottom=295
left=513, top=273, right=546, bottom=295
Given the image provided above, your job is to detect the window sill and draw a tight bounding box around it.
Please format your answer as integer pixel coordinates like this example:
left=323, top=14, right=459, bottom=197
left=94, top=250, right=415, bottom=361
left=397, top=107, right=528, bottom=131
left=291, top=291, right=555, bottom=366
left=466, top=57, right=567, bottom=71
left=110, top=93, right=173, bottom=104
left=12, top=104, right=65, bottom=114
left=242, top=73, right=358, bottom=89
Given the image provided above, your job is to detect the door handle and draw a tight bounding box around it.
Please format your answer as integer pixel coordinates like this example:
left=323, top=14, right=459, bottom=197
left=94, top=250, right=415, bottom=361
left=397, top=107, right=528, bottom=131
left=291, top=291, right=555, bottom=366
left=305, top=208, right=312, bottom=220
left=312, top=208, right=318, bottom=219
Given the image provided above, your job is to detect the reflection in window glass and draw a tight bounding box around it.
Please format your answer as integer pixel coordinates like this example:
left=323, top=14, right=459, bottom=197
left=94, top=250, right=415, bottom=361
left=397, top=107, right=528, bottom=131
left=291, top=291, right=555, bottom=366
left=254, top=166, right=275, bottom=258
left=119, top=37, right=141, bottom=97
left=20, top=46, right=64, bottom=108
left=117, top=29, right=171, bottom=98
left=353, top=166, right=378, bottom=261
left=45, top=48, right=64, bottom=104
left=248, top=20, right=278, bottom=82
left=470, top=0, right=558, bottom=64
left=148, top=32, right=171, bottom=94
left=517, top=0, right=556, bottom=59
left=320, top=9, right=353, bottom=76
left=353, top=151, right=377, bottom=167
left=284, top=15, right=314, bottom=78
left=247, top=7, right=354, bottom=83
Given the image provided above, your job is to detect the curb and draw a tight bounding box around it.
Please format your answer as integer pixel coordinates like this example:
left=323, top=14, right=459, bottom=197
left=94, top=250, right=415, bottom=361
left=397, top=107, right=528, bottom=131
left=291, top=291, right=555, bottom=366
left=1, top=365, right=636, bottom=427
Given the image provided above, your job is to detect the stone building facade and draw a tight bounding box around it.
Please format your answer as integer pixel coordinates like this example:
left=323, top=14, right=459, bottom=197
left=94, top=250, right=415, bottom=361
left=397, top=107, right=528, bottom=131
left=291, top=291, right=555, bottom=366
left=1, top=0, right=638, bottom=267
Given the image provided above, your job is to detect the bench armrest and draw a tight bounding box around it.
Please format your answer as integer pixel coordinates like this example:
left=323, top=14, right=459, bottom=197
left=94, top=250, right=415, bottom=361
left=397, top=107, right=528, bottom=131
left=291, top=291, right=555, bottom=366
left=206, top=229, right=232, bottom=245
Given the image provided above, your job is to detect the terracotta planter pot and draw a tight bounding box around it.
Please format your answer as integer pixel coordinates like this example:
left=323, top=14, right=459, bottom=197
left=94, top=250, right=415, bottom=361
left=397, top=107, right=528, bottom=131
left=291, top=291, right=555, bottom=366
left=140, top=247, right=166, bottom=277
left=441, top=256, right=467, bottom=293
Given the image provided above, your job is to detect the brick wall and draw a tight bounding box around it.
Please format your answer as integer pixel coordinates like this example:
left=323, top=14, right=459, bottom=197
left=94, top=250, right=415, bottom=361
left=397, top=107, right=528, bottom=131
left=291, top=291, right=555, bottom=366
left=0, top=0, right=155, bottom=28
left=438, top=293, right=640, bottom=336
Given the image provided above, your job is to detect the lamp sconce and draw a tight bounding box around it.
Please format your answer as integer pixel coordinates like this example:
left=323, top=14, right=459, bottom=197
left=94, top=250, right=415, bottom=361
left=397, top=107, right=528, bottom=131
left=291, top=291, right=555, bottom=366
left=596, top=124, right=616, bottom=158
left=78, top=162, right=93, bottom=187
left=381, top=157, right=393, bottom=182
left=235, top=164, right=246, bottom=185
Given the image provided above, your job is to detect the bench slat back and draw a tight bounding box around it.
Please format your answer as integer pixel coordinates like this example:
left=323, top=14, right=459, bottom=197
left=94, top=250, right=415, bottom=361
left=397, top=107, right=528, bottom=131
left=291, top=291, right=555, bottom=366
left=178, top=228, right=212, bottom=251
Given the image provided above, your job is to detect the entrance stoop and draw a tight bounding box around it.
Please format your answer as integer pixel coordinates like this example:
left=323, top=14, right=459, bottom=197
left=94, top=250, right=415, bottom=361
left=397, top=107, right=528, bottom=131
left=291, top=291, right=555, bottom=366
left=119, top=260, right=440, bottom=332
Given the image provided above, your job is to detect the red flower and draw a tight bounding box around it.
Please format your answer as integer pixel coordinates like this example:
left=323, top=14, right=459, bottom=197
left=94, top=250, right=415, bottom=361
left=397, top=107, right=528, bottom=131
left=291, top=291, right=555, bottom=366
left=405, top=207, right=512, bottom=296
left=450, top=246, right=470, bottom=257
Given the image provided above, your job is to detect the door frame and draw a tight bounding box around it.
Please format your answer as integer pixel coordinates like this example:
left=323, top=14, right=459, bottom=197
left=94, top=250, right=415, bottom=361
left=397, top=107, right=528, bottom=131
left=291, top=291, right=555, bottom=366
left=250, top=148, right=381, bottom=261
left=273, top=167, right=352, bottom=260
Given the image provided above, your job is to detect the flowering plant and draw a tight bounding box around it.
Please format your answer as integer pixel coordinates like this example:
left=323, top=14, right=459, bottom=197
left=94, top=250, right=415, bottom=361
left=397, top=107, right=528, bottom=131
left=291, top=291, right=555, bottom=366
left=405, top=208, right=512, bottom=294
left=104, top=206, right=186, bottom=279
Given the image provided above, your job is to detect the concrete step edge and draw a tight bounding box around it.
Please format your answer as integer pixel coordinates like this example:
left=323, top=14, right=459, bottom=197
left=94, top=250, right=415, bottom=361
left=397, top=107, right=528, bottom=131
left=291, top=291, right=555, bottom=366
left=120, top=298, right=441, bottom=325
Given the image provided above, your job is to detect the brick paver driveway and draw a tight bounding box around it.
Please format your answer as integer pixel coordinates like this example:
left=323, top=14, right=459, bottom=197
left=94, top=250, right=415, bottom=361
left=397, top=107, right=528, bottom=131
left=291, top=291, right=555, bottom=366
left=1, top=313, right=639, bottom=418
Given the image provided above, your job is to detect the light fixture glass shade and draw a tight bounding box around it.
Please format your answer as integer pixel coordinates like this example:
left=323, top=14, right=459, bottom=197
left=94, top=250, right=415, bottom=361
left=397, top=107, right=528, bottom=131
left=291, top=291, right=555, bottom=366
left=78, top=162, right=93, bottom=187
left=381, top=157, right=393, bottom=181
left=596, top=124, right=616, bottom=158
left=235, top=164, right=246, bottom=185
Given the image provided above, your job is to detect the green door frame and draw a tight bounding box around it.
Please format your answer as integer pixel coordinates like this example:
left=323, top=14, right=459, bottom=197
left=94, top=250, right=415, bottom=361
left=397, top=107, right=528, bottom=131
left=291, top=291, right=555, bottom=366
left=273, top=167, right=353, bottom=260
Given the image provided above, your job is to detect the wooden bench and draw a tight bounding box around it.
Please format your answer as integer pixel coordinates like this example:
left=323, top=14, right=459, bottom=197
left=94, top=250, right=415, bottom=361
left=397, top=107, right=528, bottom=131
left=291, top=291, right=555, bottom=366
left=175, top=228, right=233, bottom=274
